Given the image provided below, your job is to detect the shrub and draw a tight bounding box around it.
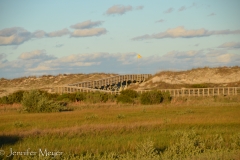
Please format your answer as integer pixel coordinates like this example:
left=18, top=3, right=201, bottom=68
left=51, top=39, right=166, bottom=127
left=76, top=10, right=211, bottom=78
left=41, top=91, right=59, bottom=100
left=140, top=90, right=163, bottom=105
left=0, top=96, right=11, bottom=104
left=117, top=94, right=134, bottom=104
left=56, top=93, right=76, bottom=102
left=120, top=89, right=138, bottom=98
left=0, top=90, right=24, bottom=104
left=75, top=92, right=86, bottom=101
left=140, top=90, right=172, bottom=105
left=191, top=84, right=208, bottom=88
left=84, top=91, right=108, bottom=103
left=8, top=90, right=24, bottom=103
left=21, top=90, right=65, bottom=113
left=161, top=131, right=205, bottom=159
left=117, top=89, right=138, bottom=104
left=161, top=91, right=172, bottom=103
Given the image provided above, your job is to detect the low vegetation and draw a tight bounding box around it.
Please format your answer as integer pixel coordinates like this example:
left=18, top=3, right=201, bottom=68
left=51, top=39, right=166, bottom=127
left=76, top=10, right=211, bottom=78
left=0, top=99, right=240, bottom=160
left=21, top=90, right=67, bottom=113
left=0, top=94, right=240, bottom=159
left=0, top=89, right=172, bottom=112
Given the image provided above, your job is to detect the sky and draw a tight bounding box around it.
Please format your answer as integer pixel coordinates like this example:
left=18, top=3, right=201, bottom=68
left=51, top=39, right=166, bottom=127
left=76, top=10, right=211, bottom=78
left=0, top=0, right=240, bottom=79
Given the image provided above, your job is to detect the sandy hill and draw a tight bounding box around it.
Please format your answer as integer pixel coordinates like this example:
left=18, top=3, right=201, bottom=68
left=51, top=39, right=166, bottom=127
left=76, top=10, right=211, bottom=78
left=1, top=66, right=240, bottom=97
left=0, top=73, right=117, bottom=97
left=131, top=66, right=240, bottom=90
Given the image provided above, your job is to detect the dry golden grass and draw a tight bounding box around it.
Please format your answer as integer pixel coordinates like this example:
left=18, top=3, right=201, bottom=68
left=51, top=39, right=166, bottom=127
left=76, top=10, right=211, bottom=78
left=0, top=97, right=240, bottom=158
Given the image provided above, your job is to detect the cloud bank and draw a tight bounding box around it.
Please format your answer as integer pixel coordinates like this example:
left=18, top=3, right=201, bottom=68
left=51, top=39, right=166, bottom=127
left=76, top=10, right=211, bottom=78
left=0, top=20, right=107, bottom=45
left=106, top=5, right=133, bottom=15
left=70, top=20, right=104, bottom=29
left=0, top=27, right=32, bottom=45
left=71, top=28, right=107, bottom=37
left=1, top=49, right=239, bottom=78
left=132, top=26, right=240, bottom=40
left=218, top=42, right=240, bottom=49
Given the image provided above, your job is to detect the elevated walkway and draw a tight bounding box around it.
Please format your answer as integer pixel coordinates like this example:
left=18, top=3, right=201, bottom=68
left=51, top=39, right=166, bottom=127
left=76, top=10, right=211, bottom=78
left=50, top=74, right=240, bottom=97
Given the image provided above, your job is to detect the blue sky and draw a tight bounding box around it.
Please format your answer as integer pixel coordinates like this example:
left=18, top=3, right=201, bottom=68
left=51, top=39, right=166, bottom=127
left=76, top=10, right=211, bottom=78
left=0, top=0, right=240, bottom=78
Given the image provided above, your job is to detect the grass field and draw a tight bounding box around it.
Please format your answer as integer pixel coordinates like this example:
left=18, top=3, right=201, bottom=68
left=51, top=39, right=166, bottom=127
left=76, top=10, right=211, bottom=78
left=0, top=96, right=240, bottom=159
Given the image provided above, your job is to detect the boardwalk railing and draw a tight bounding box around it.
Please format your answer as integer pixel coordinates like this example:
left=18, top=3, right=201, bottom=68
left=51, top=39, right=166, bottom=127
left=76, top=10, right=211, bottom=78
left=137, top=87, right=240, bottom=97
left=68, top=74, right=152, bottom=88
left=51, top=86, right=240, bottom=97
left=52, top=86, right=118, bottom=95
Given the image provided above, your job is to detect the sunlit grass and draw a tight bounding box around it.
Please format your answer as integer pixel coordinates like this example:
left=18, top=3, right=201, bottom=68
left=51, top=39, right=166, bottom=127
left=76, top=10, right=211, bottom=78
left=0, top=99, right=240, bottom=159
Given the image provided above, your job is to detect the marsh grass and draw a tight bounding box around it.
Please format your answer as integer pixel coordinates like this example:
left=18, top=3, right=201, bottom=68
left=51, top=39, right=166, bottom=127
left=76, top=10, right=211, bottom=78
left=0, top=98, right=240, bottom=159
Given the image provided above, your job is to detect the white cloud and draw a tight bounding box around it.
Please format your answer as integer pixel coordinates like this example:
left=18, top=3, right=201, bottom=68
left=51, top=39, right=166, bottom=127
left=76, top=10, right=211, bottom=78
left=71, top=28, right=107, bottom=37
left=70, top=62, right=101, bottom=67
left=132, top=26, right=240, bottom=40
left=105, top=5, right=133, bottom=15
left=32, top=28, right=69, bottom=38
left=0, top=27, right=32, bottom=45
left=218, top=42, right=240, bottom=49
left=70, top=20, right=104, bottom=29
left=47, top=28, right=69, bottom=37
left=0, top=20, right=106, bottom=45
left=18, top=50, right=56, bottom=60
left=32, top=30, right=46, bottom=38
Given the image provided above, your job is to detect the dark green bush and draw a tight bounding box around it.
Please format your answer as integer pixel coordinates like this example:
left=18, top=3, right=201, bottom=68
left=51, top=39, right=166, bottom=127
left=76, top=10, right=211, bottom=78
left=140, top=90, right=162, bottom=105
left=84, top=91, right=109, bottom=103
left=56, top=92, right=111, bottom=103
left=41, top=91, right=59, bottom=100
left=0, top=96, right=11, bottom=104
left=21, top=90, right=65, bottom=113
left=75, top=92, right=86, bottom=101
left=117, top=89, right=138, bottom=104
left=0, top=90, right=24, bottom=104
left=8, top=90, right=24, bottom=103
left=140, top=90, right=172, bottom=105
left=162, top=91, right=172, bottom=103
left=117, top=94, right=134, bottom=104
left=56, top=93, right=76, bottom=102
left=191, top=84, right=208, bottom=88
left=120, top=89, right=138, bottom=98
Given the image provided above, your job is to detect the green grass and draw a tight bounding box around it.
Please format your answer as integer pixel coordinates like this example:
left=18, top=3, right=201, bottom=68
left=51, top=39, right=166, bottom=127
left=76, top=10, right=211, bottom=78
left=0, top=98, right=240, bottom=159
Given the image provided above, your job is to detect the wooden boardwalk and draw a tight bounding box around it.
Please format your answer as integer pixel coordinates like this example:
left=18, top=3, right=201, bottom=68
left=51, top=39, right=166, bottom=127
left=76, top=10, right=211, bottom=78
left=68, top=74, right=152, bottom=88
left=52, top=74, right=152, bottom=93
left=51, top=74, right=240, bottom=97
left=52, top=86, right=240, bottom=97
left=138, top=87, right=240, bottom=97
